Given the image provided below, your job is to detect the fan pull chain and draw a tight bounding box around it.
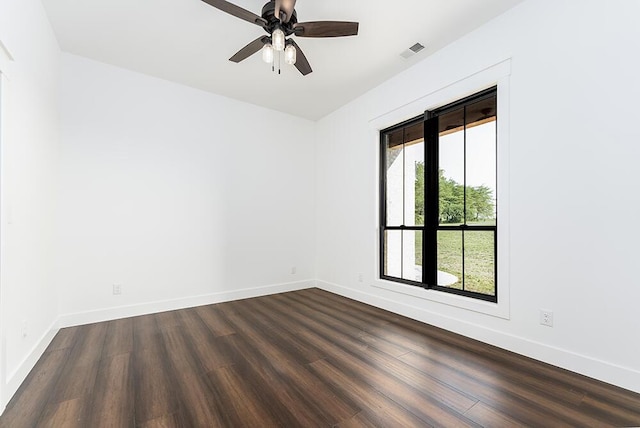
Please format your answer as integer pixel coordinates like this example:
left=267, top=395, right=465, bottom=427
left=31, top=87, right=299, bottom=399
left=269, top=51, right=283, bottom=75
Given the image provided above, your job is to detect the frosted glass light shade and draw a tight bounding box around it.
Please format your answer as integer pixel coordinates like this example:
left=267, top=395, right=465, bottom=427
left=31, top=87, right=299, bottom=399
left=284, top=44, right=296, bottom=65
left=273, top=28, right=285, bottom=51
left=262, top=43, right=274, bottom=63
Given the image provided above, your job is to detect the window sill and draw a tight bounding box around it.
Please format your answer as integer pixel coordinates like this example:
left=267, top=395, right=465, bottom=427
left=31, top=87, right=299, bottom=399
left=372, top=279, right=510, bottom=319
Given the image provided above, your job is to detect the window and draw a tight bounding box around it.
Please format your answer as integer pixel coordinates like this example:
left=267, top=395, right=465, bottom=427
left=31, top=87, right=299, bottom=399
left=380, top=87, right=497, bottom=302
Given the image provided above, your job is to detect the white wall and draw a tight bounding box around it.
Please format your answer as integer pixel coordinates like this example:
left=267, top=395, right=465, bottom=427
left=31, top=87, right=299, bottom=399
left=0, top=0, right=61, bottom=409
left=315, top=0, right=640, bottom=393
left=56, top=54, right=316, bottom=324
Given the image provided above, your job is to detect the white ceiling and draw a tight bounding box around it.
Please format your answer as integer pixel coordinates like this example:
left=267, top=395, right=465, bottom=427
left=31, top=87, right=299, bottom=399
left=41, top=0, right=523, bottom=120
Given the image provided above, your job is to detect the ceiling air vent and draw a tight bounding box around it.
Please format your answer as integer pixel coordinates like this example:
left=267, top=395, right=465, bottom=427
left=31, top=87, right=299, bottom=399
left=400, top=43, right=425, bottom=59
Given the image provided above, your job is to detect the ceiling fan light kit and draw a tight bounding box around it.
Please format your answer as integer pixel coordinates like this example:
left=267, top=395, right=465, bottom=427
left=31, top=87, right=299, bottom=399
left=272, top=28, right=285, bottom=51
left=262, top=42, right=274, bottom=63
left=284, top=43, right=297, bottom=65
left=201, top=0, right=359, bottom=76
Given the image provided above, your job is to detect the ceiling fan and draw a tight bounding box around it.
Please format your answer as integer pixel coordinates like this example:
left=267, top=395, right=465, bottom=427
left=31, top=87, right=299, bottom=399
left=201, top=0, right=359, bottom=76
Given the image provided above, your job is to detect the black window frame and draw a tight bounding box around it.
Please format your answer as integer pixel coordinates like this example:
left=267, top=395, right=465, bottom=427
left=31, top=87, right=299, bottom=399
left=379, top=87, right=498, bottom=303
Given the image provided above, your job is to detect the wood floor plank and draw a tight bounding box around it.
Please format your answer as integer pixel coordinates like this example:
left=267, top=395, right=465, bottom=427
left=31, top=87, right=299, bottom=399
left=102, top=318, right=134, bottom=358
left=283, top=291, right=429, bottom=359
left=133, top=348, right=178, bottom=425
left=176, top=308, right=235, bottom=372
left=226, top=299, right=372, bottom=425
left=578, top=394, right=640, bottom=427
left=71, top=323, right=108, bottom=367
left=261, top=294, right=482, bottom=427
left=132, top=314, right=163, bottom=354
left=283, top=305, right=476, bottom=426
left=0, top=349, right=70, bottom=428
left=241, top=297, right=329, bottom=363
left=273, top=293, right=480, bottom=413
left=206, top=364, right=284, bottom=427
left=368, top=321, right=588, bottom=407
left=334, top=412, right=380, bottom=428
left=194, top=305, right=236, bottom=337
left=220, top=300, right=362, bottom=426
left=155, top=310, right=184, bottom=332
left=132, top=315, right=181, bottom=425
left=1, top=288, right=639, bottom=427
left=159, top=326, right=228, bottom=426
left=322, top=287, right=597, bottom=402
left=464, top=401, right=528, bottom=428
left=86, top=353, right=134, bottom=428
left=35, top=398, right=84, bottom=428
left=46, top=327, right=79, bottom=352
left=246, top=294, right=479, bottom=427
left=401, top=347, right=614, bottom=427
left=217, top=332, right=324, bottom=427
left=137, top=411, right=190, bottom=428
left=47, top=323, right=107, bottom=405
left=308, top=358, right=435, bottom=428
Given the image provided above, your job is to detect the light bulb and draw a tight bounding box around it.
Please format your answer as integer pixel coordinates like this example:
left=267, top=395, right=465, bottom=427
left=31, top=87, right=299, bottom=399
left=284, top=43, right=296, bottom=65
left=262, top=43, right=274, bottom=63
left=273, top=28, right=285, bottom=51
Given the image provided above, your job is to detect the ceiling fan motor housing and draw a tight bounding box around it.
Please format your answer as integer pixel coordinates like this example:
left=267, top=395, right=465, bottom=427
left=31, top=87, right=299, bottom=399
left=261, top=1, right=298, bottom=35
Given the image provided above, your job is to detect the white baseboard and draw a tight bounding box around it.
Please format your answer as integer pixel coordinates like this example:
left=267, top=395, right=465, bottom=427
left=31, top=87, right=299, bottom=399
left=58, top=280, right=316, bottom=328
left=316, top=280, right=640, bottom=395
left=3, top=320, right=59, bottom=412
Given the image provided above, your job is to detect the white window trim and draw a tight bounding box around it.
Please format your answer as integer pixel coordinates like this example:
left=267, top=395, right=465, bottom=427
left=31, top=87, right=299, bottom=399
left=370, top=59, right=512, bottom=319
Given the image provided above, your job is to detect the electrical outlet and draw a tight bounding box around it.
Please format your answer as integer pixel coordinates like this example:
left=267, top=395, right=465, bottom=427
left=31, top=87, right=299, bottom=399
left=540, top=310, right=554, bottom=327
left=113, top=284, right=122, bottom=295
left=21, top=320, right=28, bottom=338
left=358, top=273, right=363, bottom=283
left=291, top=266, right=297, bottom=275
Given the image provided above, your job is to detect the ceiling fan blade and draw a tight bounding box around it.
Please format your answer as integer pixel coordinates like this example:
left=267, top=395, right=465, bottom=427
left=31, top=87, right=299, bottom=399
left=275, top=0, right=297, bottom=23
left=294, top=21, right=359, bottom=38
left=201, top=0, right=267, bottom=27
left=289, top=40, right=312, bottom=76
left=229, top=36, right=269, bottom=63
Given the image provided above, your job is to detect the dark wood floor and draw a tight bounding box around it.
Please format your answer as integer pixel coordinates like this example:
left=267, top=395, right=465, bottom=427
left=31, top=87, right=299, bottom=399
left=1, top=288, right=639, bottom=427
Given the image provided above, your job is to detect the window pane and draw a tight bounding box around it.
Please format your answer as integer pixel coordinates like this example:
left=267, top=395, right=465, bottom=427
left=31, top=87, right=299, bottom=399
left=405, top=139, right=424, bottom=226
left=466, top=96, right=497, bottom=226
left=383, top=230, right=402, bottom=278
left=402, top=230, right=422, bottom=282
left=464, top=230, right=495, bottom=296
left=385, top=130, right=403, bottom=226
left=437, top=231, right=462, bottom=289
left=385, top=123, right=424, bottom=227
left=383, top=230, right=422, bottom=282
left=438, top=108, right=465, bottom=226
